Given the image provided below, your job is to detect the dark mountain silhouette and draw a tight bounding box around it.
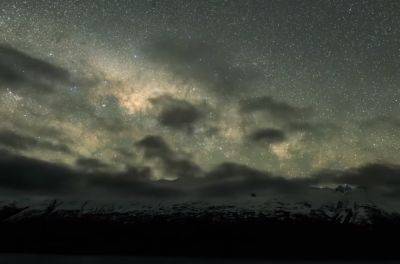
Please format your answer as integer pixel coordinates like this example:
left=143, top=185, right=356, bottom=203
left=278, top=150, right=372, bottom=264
left=0, top=195, right=399, bottom=260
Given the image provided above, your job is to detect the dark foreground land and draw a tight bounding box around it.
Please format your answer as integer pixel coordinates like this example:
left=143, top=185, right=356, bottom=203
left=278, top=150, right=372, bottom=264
left=0, top=200, right=399, bottom=260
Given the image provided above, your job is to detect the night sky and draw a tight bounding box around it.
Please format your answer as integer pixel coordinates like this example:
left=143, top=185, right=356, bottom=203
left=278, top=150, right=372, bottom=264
left=0, top=0, right=400, bottom=205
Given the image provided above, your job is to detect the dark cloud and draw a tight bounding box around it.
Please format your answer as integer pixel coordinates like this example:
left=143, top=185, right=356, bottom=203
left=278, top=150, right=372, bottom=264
left=75, top=158, right=109, bottom=171
left=0, top=150, right=79, bottom=194
left=0, top=149, right=309, bottom=199
left=44, top=89, right=128, bottom=133
left=197, top=162, right=400, bottom=200
left=93, top=95, right=129, bottom=132
left=284, top=121, right=341, bottom=141
left=360, top=116, right=400, bottom=131
left=136, top=135, right=203, bottom=179
left=114, top=148, right=135, bottom=158
left=0, top=44, right=72, bottom=92
left=135, top=135, right=173, bottom=160
left=0, top=130, right=72, bottom=154
left=164, top=158, right=203, bottom=179
left=198, top=162, right=312, bottom=198
left=315, top=163, right=400, bottom=198
left=0, top=45, right=125, bottom=134
left=240, top=97, right=340, bottom=142
left=240, top=96, right=312, bottom=122
left=206, top=162, right=267, bottom=181
left=285, top=122, right=315, bottom=133
left=143, top=38, right=260, bottom=96
left=249, top=128, right=286, bottom=144
left=2, top=145, right=400, bottom=202
left=150, top=95, right=204, bottom=131
left=89, top=167, right=183, bottom=198
left=0, top=150, right=180, bottom=198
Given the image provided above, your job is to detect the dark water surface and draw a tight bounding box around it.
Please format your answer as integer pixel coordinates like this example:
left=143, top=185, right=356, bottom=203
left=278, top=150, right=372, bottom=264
left=0, top=255, right=394, bottom=264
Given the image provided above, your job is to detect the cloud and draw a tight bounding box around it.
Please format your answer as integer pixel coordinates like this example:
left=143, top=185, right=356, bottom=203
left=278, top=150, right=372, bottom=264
left=0, top=149, right=181, bottom=198
left=0, top=44, right=73, bottom=92
left=0, top=45, right=127, bottom=134
left=0, top=130, right=72, bottom=154
left=284, top=121, right=341, bottom=141
left=0, top=149, right=308, bottom=199
left=150, top=95, right=204, bottom=131
left=75, top=158, right=109, bottom=171
left=113, top=147, right=135, bottom=158
left=239, top=97, right=340, bottom=142
left=360, top=115, right=400, bottom=131
left=0, top=150, right=79, bottom=194
left=135, top=135, right=173, bottom=160
left=163, top=158, right=203, bottom=179
left=143, top=38, right=260, bottom=97
left=196, top=162, right=400, bottom=201
left=198, top=162, right=312, bottom=198
left=248, top=128, right=286, bottom=144
left=92, top=95, right=129, bottom=132
left=1, top=145, right=400, bottom=203
left=205, top=162, right=268, bottom=181
left=89, top=167, right=184, bottom=199
left=240, top=96, right=312, bottom=123
left=0, top=45, right=134, bottom=159
left=136, top=135, right=203, bottom=179
left=315, top=163, right=400, bottom=198
left=285, top=121, right=315, bottom=133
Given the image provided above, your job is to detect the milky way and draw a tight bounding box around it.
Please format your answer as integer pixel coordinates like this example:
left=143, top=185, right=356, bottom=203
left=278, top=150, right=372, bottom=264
left=0, top=1, right=400, bottom=204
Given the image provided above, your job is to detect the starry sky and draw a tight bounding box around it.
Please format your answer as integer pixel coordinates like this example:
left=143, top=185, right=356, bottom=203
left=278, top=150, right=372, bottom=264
left=0, top=0, right=400, bottom=204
